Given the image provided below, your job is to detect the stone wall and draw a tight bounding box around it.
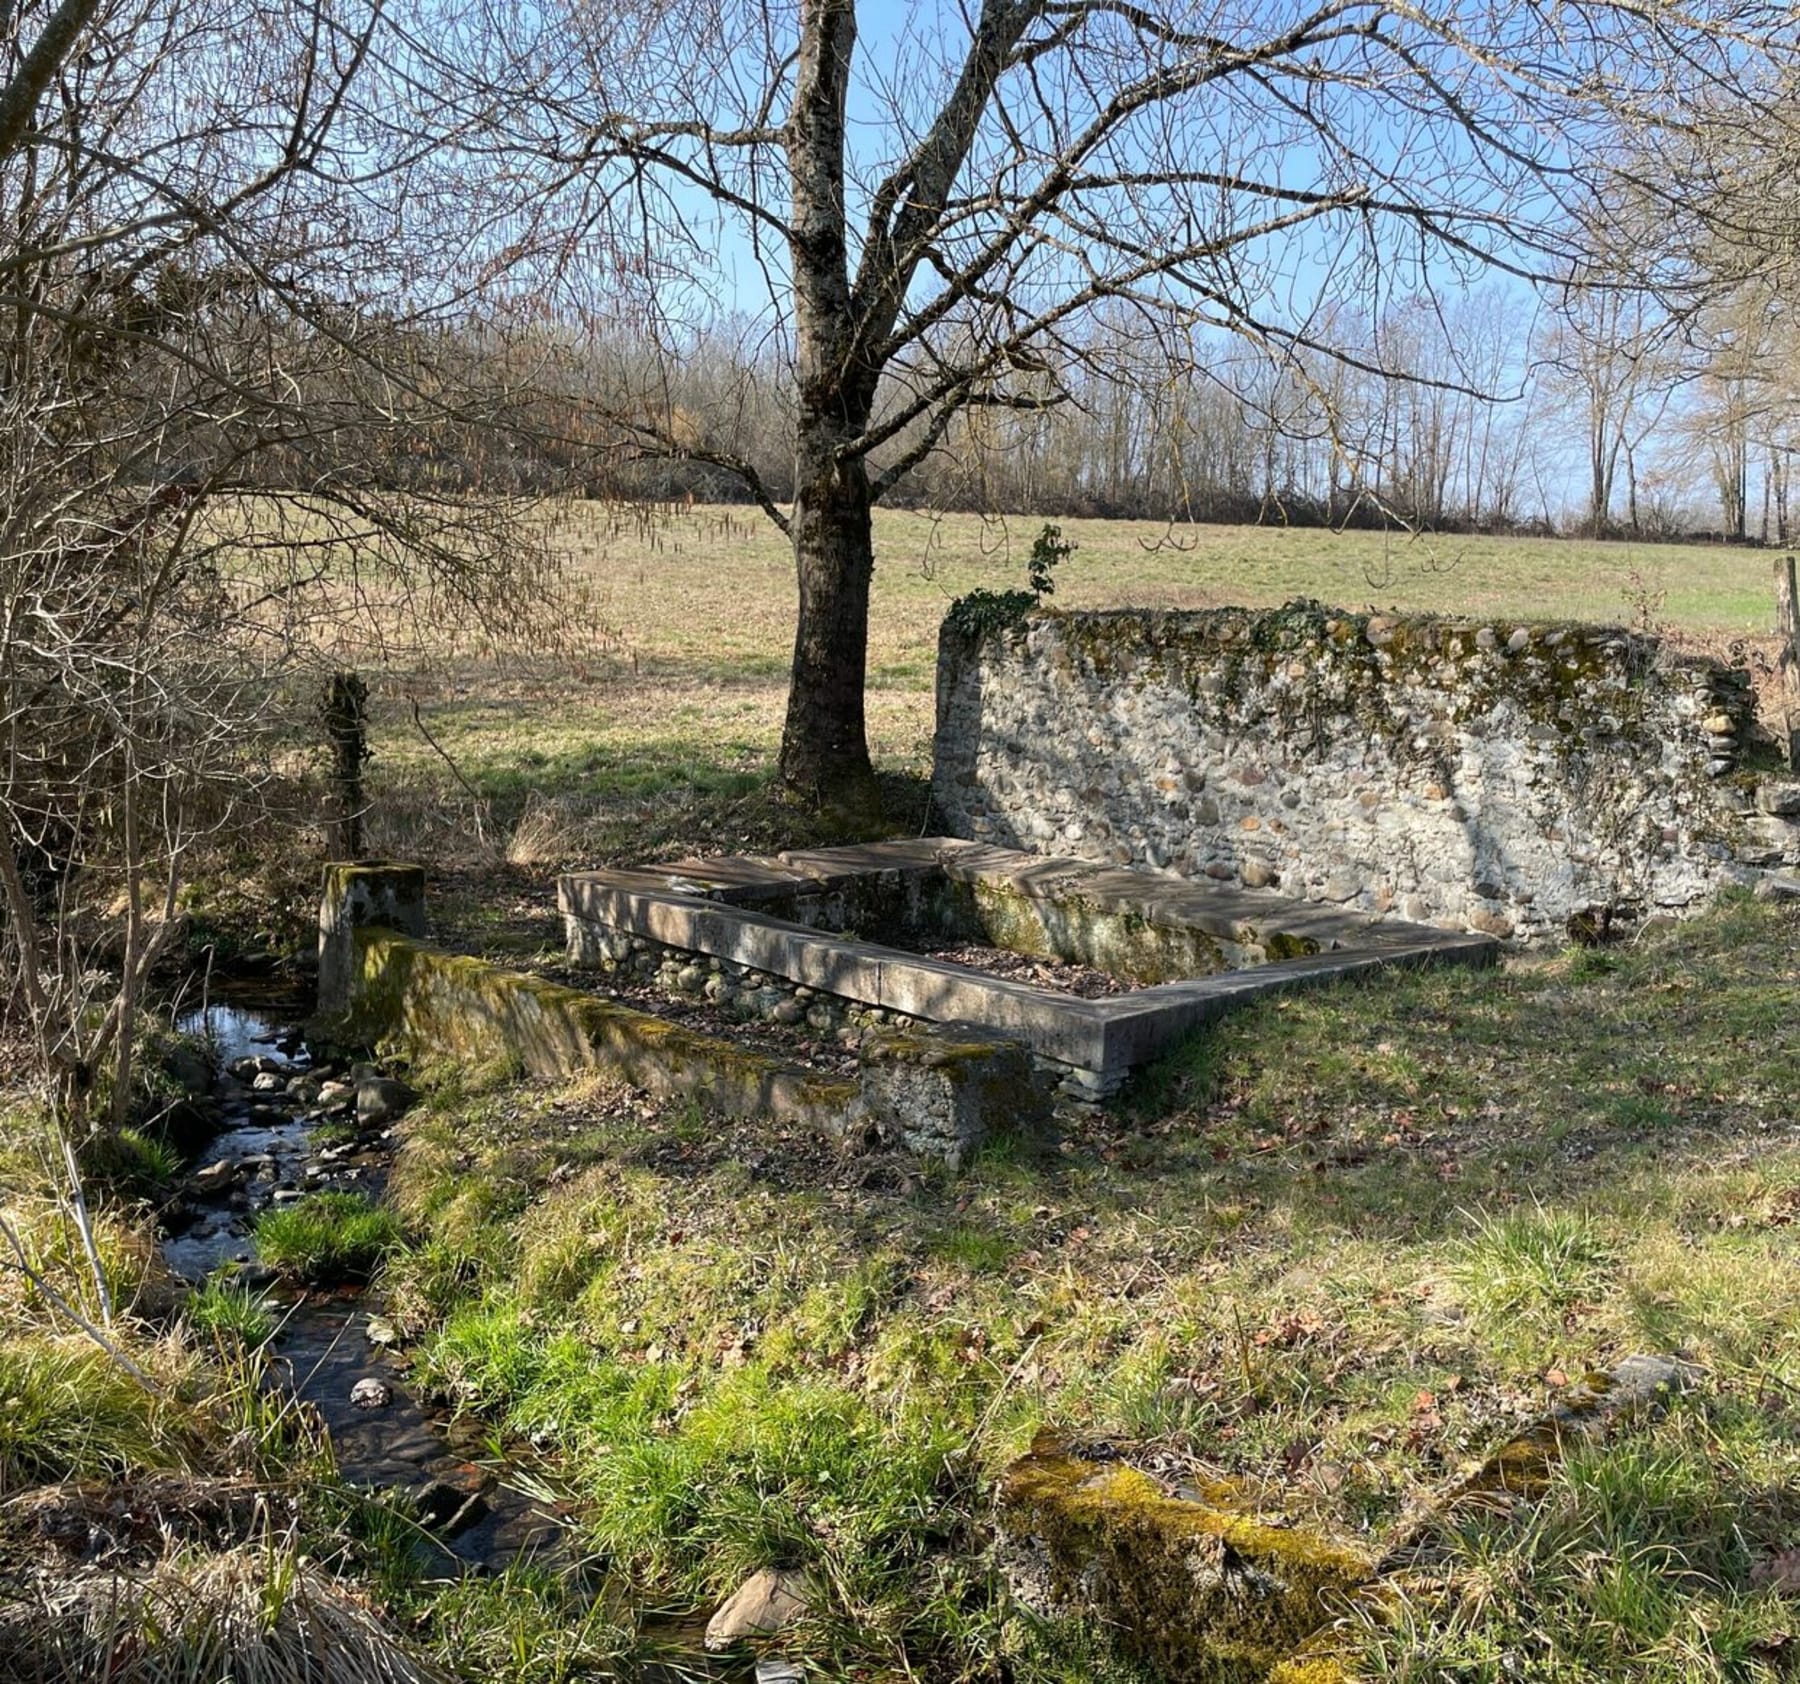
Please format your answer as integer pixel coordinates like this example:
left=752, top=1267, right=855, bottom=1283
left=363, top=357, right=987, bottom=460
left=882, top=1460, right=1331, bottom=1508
left=932, top=601, right=1800, bottom=942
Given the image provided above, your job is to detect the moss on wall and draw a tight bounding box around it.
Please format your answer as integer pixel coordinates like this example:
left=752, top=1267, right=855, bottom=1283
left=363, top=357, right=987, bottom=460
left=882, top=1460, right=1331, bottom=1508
left=934, top=598, right=1769, bottom=940
left=349, top=929, right=857, bottom=1125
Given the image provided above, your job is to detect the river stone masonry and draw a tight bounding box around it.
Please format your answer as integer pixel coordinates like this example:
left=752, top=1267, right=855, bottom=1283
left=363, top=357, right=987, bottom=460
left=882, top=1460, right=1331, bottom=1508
left=933, top=601, right=1799, bottom=942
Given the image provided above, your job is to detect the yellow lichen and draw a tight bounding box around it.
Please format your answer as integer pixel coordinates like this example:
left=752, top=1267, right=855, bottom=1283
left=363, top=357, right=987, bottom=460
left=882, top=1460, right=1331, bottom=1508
left=1267, top=1657, right=1353, bottom=1684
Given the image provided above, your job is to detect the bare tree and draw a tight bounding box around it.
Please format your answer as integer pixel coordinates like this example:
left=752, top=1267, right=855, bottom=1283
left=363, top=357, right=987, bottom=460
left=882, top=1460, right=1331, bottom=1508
left=0, top=0, right=564, bottom=1132
left=1538, top=275, right=1676, bottom=536
left=411, top=0, right=1791, bottom=811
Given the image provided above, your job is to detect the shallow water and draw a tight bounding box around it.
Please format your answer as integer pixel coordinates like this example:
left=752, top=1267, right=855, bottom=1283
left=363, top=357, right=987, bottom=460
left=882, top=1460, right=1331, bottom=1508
left=161, top=997, right=317, bottom=1282
left=176, top=992, right=310, bottom=1063
left=156, top=989, right=764, bottom=1669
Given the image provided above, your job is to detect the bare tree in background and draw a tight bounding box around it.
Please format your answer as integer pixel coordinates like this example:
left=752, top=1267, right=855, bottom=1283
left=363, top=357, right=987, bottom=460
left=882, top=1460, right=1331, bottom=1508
left=0, top=0, right=564, bottom=1132
left=1538, top=275, right=1676, bottom=536
left=409, top=0, right=1793, bottom=813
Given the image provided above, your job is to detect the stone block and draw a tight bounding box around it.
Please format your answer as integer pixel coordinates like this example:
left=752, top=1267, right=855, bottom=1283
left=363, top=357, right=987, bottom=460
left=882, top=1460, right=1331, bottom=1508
left=318, top=862, right=425, bottom=1017
left=704, top=1567, right=809, bottom=1650
left=857, top=1026, right=1053, bottom=1169
left=1756, top=781, right=1800, bottom=818
left=997, top=1432, right=1373, bottom=1682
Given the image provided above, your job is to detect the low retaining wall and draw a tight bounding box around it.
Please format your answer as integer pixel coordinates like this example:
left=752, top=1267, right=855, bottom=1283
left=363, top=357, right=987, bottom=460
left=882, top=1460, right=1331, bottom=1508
left=315, top=864, right=1053, bottom=1168
left=560, top=840, right=1497, bottom=1098
left=349, top=928, right=857, bottom=1122
left=933, top=601, right=1800, bottom=941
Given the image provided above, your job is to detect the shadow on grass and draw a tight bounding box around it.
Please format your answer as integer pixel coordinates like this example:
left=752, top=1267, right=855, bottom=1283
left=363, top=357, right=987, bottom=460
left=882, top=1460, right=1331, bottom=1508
left=377, top=892, right=1800, bottom=1681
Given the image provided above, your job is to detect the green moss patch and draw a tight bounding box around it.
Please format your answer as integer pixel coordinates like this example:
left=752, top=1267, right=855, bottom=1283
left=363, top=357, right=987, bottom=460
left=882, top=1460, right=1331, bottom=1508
left=1000, top=1432, right=1373, bottom=1680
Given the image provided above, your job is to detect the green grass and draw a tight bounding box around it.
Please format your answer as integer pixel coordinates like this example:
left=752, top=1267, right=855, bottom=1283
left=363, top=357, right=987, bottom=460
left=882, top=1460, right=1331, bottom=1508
left=0, top=1338, right=192, bottom=1491
left=1354, top=1407, right=1799, bottom=1681
left=1449, top=1205, right=1616, bottom=1337
left=80, top=1126, right=185, bottom=1201
left=380, top=891, right=1800, bottom=1680
left=252, top=1192, right=404, bottom=1285
left=185, top=1271, right=278, bottom=1347
left=415, top=1564, right=634, bottom=1683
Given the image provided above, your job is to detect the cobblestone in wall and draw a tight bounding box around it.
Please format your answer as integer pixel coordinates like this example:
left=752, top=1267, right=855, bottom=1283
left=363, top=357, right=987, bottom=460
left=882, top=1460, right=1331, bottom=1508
left=933, top=601, right=1792, bottom=942
left=567, top=923, right=1106, bottom=1108
left=566, top=925, right=925, bottom=1038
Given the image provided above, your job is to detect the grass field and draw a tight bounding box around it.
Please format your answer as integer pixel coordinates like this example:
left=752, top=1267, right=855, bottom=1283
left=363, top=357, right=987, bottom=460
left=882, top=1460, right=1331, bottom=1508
left=364, top=503, right=1788, bottom=864
left=9, top=504, right=1796, bottom=1683
left=382, top=891, right=1800, bottom=1682
left=338, top=511, right=1800, bottom=1676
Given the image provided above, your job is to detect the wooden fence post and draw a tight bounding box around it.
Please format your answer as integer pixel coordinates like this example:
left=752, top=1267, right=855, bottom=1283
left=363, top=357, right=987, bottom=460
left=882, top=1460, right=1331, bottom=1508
left=322, top=670, right=370, bottom=860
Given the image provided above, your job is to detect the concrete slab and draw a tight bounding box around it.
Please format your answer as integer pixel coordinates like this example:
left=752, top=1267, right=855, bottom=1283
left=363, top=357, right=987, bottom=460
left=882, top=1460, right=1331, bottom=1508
left=560, top=841, right=1500, bottom=1079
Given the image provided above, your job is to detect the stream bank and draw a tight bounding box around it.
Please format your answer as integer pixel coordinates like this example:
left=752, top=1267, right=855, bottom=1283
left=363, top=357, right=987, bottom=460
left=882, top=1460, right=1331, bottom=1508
left=157, top=994, right=560, bottom=1579
left=152, top=988, right=769, bottom=1677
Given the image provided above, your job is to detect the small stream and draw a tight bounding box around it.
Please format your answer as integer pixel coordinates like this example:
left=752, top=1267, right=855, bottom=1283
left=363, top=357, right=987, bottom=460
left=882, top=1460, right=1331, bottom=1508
left=158, top=988, right=763, bottom=1678
left=159, top=992, right=564, bottom=1581
left=162, top=995, right=319, bottom=1282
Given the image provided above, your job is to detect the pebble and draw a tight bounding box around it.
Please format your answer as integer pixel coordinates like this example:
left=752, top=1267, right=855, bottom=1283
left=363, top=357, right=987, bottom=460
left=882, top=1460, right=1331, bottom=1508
left=349, top=1377, right=392, bottom=1410
left=189, top=1159, right=236, bottom=1195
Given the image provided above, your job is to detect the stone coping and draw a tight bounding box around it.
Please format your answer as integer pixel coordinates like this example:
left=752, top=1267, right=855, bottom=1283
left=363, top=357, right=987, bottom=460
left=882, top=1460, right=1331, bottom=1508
left=560, top=841, right=1498, bottom=1079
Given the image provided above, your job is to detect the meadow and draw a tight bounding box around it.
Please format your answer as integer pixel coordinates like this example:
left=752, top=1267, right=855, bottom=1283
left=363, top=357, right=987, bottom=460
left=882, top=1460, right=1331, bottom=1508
left=363, top=503, right=1786, bottom=868
left=344, top=505, right=1800, bottom=1678
left=6, top=504, right=1800, bottom=1682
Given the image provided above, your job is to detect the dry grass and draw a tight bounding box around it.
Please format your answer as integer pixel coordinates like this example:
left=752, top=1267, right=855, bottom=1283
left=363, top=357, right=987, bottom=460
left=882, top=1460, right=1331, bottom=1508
left=0, top=1542, right=449, bottom=1684
left=353, top=502, right=1789, bottom=874
left=386, top=890, right=1800, bottom=1679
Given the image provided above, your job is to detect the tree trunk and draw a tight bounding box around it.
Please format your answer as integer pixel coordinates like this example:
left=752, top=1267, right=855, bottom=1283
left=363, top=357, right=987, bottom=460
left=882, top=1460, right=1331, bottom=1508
left=778, top=0, right=881, bottom=819
left=780, top=422, right=879, bottom=813
left=1776, top=553, right=1799, bottom=769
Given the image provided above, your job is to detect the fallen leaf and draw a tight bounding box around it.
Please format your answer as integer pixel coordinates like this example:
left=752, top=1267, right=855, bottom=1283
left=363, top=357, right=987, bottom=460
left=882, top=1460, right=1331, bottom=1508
left=1751, top=1549, right=1800, bottom=1594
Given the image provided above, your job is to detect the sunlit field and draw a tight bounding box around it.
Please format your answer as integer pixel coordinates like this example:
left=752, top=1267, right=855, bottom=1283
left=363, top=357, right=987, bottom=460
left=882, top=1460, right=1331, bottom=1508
left=359, top=502, right=1785, bottom=868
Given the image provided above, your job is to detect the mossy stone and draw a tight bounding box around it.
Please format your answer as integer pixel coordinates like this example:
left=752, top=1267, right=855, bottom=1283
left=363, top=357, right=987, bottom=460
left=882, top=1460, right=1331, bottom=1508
left=998, top=1432, right=1373, bottom=1681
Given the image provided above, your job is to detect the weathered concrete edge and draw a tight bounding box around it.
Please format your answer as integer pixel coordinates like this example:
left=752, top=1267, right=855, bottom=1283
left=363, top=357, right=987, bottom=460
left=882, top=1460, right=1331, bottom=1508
left=559, top=875, right=1499, bottom=1076
left=661, top=836, right=1448, bottom=951
left=1092, top=933, right=1501, bottom=1075
left=559, top=878, right=1115, bottom=1067
left=348, top=927, right=857, bottom=1126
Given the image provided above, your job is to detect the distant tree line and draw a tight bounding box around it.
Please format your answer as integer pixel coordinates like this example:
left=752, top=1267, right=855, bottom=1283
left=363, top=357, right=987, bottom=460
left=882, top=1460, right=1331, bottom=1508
left=537, top=279, right=1798, bottom=542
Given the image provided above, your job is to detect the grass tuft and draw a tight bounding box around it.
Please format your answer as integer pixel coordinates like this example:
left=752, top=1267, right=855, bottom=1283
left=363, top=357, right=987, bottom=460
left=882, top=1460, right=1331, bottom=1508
left=185, top=1273, right=278, bottom=1348
left=1450, top=1204, right=1615, bottom=1333
left=0, top=1338, right=191, bottom=1492
left=252, top=1193, right=403, bottom=1285
left=0, top=1542, right=446, bottom=1683
left=80, top=1127, right=185, bottom=1201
